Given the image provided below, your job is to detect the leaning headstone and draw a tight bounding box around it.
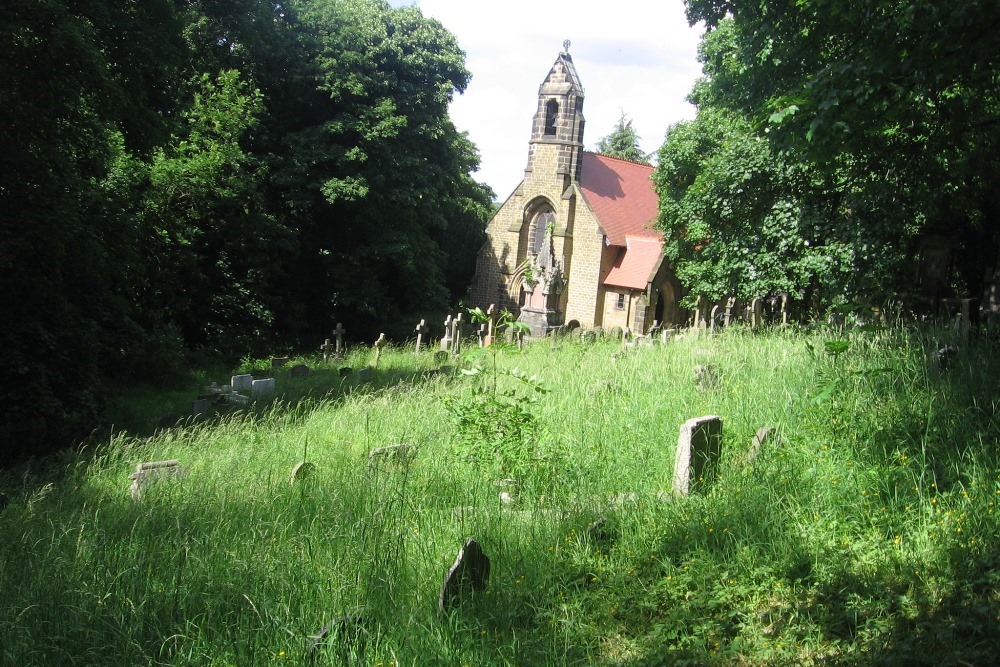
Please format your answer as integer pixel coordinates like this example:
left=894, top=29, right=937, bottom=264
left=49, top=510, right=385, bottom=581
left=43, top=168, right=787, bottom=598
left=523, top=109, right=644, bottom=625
left=439, top=538, right=491, bottom=612
left=414, top=319, right=427, bottom=354
left=743, top=426, right=778, bottom=464
left=289, top=460, right=317, bottom=484
left=289, top=364, right=311, bottom=379
left=694, top=364, right=718, bottom=391
left=672, top=416, right=723, bottom=496
left=251, top=378, right=276, bottom=400
left=231, top=374, right=253, bottom=393
left=368, top=443, right=415, bottom=469
left=129, top=460, right=187, bottom=501
left=320, top=338, right=337, bottom=362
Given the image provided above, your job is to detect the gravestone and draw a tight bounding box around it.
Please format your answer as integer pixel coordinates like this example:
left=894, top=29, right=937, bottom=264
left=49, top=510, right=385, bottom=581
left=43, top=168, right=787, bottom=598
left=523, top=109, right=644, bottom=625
left=451, top=313, right=465, bottom=356
left=780, top=293, right=790, bottom=325
left=661, top=328, right=676, bottom=345
left=309, top=613, right=367, bottom=661
left=372, top=333, right=387, bottom=367
left=289, top=364, right=311, bottom=379
left=271, top=357, right=289, bottom=369
left=228, top=392, right=249, bottom=405
left=497, top=478, right=519, bottom=505
left=439, top=538, right=491, bottom=612
left=333, top=323, right=346, bottom=357
left=477, top=323, right=488, bottom=348
left=751, top=298, right=763, bottom=329
left=724, top=297, right=736, bottom=327
left=320, top=339, right=337, bottom=362
left=743, top=426, right=778, bottom=464
left=251, top=378, right=276, bottom=400
left=357, top=367, right=373, bottom=382
left=289, top=460, right=317, bottom=483
left=0, top=491, right=9, bottom=512
left=433, top=350, right=449, bottom=364
left=484, top=303, right=498, bottom=346
left=609, top=325, right=624, bottom=341
left=672, top=416, right=723, bottom=495
left=368, top=443, right=415, bottom=469
left=512, top=326, right=525, bottom=350
left=710, top=305, right=721, bottom=336
left=581, top=329, right=597, bottom=344
left=693, top=296, right=703, bottom=330
left=339, top=366, right=353, bottom=377
left=414, top=319, right=427, bottom=353
left=156, top=412, right=181, bottom=431
left=231, top=374, right=253, bottom=393
left=440, top=315, right=453, bottom=352
left=694, top=364, right=718, bottom=391
left=129, top=460, right=187, bottom=501
left=192, top=398, right=210, bottom=419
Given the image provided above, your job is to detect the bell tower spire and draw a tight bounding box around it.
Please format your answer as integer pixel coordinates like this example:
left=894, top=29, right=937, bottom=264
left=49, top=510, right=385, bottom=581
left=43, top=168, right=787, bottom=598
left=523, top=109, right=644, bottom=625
left=525, top=40, right=586, bottom=187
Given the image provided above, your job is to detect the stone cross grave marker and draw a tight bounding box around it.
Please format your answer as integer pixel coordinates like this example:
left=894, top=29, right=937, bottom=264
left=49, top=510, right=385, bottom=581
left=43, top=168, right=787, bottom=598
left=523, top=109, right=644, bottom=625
left=485, top=303, right=498, bottom=346
left=129, top=460, right=187, bottom=501
left=672, top=415, right=723, bottom=496
left=451, top=313, right=464, bottom=356
left=477, top=323, right=488, bottom=348
left=513, top=325, right=525, bottom=350
left=251, top=378, right=276, bottom=400
left=231, top=374, right=253, bottom=393
left=440, top=315, right=453, bottom=352
left=372, top=333, right=387, bottom=367
left=724, top=297, right=736, bottom=327
left=439, top=538, right=491, bottom=612
left=414, top=319, right=427, bottom=354
left=320, top=338, right=336, bottom=362
left=333, top=323, right=346, bottom=357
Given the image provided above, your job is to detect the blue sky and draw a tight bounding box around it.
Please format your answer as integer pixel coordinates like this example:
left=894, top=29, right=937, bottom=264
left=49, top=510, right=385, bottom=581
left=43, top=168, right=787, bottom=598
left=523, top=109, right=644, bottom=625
left=386, top=0, right=705, bottom=198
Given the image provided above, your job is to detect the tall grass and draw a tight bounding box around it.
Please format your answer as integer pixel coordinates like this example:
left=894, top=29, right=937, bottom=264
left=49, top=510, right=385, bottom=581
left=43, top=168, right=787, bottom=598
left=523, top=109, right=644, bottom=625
left=0, top=325, right=997, bottom=665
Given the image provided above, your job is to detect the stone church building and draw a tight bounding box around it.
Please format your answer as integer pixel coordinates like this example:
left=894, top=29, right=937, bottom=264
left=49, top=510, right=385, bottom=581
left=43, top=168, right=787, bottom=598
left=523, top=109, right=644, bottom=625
left=470, top=45, right=684, bottom=335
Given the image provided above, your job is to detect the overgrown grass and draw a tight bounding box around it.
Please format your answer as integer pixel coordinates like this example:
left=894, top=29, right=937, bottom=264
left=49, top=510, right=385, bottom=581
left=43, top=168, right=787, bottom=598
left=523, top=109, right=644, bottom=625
left=1, top=325, right=997, bottom=665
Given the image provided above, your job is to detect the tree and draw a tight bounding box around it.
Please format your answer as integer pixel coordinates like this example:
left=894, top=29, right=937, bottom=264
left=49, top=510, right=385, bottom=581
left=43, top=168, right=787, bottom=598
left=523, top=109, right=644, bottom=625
left=656, top=1, right=1000, bottom=303
left=596, top=112, right=651, bottom=164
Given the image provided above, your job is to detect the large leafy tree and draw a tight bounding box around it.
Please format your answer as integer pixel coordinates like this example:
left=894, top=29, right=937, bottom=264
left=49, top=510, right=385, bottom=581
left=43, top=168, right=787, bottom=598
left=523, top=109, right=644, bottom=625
left=657, top=1, right=1000, bottom=304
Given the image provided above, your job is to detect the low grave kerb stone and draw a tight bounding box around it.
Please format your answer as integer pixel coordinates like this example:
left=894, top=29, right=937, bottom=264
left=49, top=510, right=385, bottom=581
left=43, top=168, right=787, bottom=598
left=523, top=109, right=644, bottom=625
left=439, top=538, right=490, bottom=612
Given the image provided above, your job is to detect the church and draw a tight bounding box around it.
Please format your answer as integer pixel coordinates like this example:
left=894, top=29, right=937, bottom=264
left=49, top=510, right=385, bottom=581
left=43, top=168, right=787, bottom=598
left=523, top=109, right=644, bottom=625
left=469, top=43, right=685, bottom=335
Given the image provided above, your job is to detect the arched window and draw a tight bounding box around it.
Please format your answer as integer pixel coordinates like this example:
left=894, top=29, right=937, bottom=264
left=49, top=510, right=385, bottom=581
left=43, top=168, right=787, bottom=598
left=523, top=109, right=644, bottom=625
left=544, top=100, right=558, bottom=135
left=529, top=209, right=555, bottom=255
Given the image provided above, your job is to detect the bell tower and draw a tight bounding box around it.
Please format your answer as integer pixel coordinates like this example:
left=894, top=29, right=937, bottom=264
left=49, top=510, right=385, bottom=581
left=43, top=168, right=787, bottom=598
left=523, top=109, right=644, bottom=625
left=524, top=40, right=586, bottom=188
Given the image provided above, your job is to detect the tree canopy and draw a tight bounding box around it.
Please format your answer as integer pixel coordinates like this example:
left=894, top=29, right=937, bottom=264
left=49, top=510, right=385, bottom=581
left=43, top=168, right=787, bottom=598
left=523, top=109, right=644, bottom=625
left=655, top=0, right=1000, bottom=306
left=596, top=112, right=651, bottom=164
left=0, top=0, right=493, bottom=463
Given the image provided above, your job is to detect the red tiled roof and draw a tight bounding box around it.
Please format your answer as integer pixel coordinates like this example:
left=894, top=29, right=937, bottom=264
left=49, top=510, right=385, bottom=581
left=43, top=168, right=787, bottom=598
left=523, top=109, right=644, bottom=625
left=579, top=152, right=660, bottom=246
left=603, top=236, right=663, bottom=290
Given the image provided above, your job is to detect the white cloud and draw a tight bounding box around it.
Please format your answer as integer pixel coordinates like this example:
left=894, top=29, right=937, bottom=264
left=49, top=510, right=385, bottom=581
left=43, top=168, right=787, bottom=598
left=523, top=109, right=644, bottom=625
left=403, top=0, right=705, bottom=199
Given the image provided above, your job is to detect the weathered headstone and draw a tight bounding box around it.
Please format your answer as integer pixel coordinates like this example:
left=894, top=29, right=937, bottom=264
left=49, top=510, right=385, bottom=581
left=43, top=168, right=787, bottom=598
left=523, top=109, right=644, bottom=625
left=339, top=366, right=353, bottom=377
left=333, top=323, right=346, bottom=356
left=724, top=296, right=736, bottom=327
left=372, top=333, right=387, bottom=367
left=512, top=326, right=525, bottom=350
left=743, top=426, right=778, bottom=464
left=320, top=338, right=337, bottom=362
left=231, top=374, right=253, bottom=393
left=308, top=613, right=367, bottom=661
left=357, top=367, right=373, bottom=382
left=440, top=314, right=453, bottom=352
left=228, top=392, right=249, bottom=405
left=157, top=412, right=181, bottom=431
left=433, top=350, right=449, bottom=364
left=192, top=398, right=210, bottom=419
left=694, top=364, right=718, bottom=391
left=780, top=293, right=790, bottom=325
left=289, top=364, right=310, bottom=379
left=751, top=298, right=763, bottom=329
left=477, top=323, right=488, bottom=348
left=414, top=319, right=427, bottom=354
left=439, top=538, right=491, bottom=612
left=485, top=303, right=498, bottom=346
left=129, top=460, right=187, bottom=501
left=271, top=357, right=289, bottom=369
left=251, top=378, right=276, bottom=400
left=289, top=460, right=316, bottom=484
left=451, top=313, right=465, bottom=356
left=661, top=328, right=676, bottom=345
left=368, top=443, right=415, bottom=469
left=710, top=305, right=721, bottom=336
left=672, top=416, right=723, bottom=495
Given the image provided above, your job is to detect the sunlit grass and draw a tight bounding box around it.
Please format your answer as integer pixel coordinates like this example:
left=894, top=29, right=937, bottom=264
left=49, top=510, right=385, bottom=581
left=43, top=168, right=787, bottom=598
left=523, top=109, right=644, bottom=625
left=1, top=324, right=997, bottom=665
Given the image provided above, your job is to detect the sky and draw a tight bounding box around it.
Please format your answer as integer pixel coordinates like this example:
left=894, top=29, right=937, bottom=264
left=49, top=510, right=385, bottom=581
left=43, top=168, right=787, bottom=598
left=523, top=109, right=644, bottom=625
left=387, top=0, right=706, bottom=199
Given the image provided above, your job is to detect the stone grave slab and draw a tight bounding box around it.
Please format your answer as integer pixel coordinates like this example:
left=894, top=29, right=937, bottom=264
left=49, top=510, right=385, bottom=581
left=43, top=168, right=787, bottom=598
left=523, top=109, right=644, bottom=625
left=672, top=416, right=723, bottom=496
left=129, top=460, right=187, bottom=501
left=251, top=378, right=276, bottom=399
left=439, top=538, right=490, bottom=612
left=231, top=374, right=253, bottom=392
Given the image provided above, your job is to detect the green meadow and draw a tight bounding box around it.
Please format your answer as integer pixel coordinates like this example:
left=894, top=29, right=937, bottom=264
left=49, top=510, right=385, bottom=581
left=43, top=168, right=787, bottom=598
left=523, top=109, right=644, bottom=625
left=1, top=325, right=997, bottom=666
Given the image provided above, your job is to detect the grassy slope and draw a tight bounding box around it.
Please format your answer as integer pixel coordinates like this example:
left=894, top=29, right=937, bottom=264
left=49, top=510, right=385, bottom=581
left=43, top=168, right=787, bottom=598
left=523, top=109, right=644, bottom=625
left=0, top=326, right=997, bottom=666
